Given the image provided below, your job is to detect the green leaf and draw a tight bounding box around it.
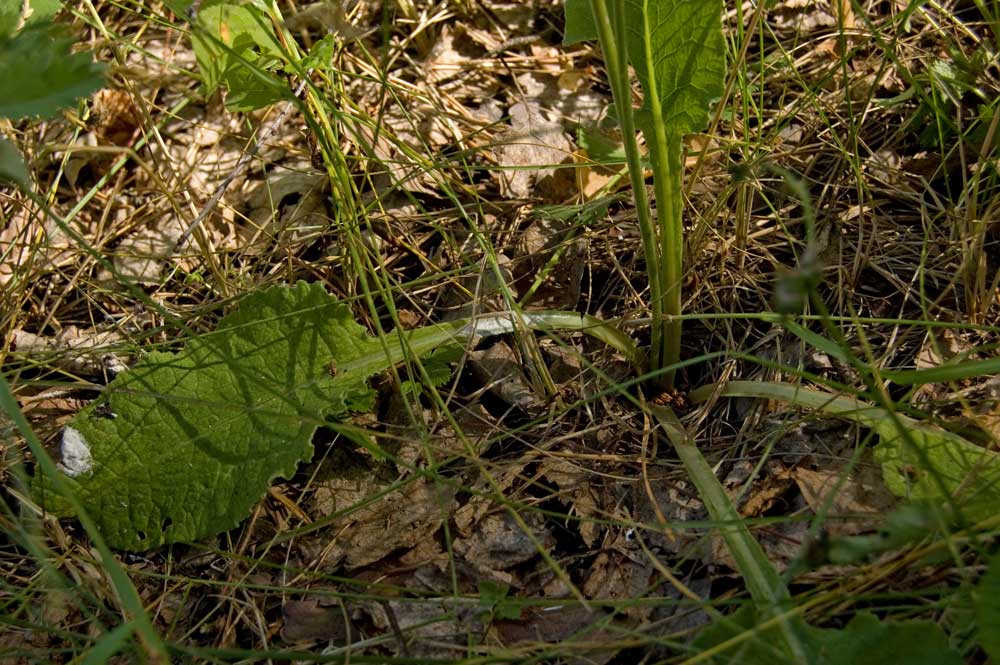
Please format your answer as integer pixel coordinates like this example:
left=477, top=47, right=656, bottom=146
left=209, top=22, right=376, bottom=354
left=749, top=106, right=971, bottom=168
left=563, top=0, right=725, bottom=139
left=562, top=0, right=597, bottom=44
left=400, top=346, right=461, bottom=398
left=0, top=23, right=106, bottom=119
left=191, top=0, right=286, bottom=103
left=653, top=405, right=812, bottom=660
left=691, top=381, right=1000, bottom=523
left=36, top=282, right=377, bottom=551
left=0, top=0, right=61, bottom=37
left=976, top=554, right=1000, bottom=660
left=881, top=356, right=1000, bottom=386
left=695, top=606, right=962, bottom=664
left=219, top=57, right=288, bottom=111
left=300, top=33, right=335, bottom=72
left=23, top=0, right=61, bottom=25
left=0, top=134, right=30, bottom=188
left=872, top=417, right=1000, bottom=522
left=808, top=612, right=962, bottom=665
left=624, top=0, right=726, bottom=139
left=33, top=286, right=642, bottom=551
left=818, top=503, right=940, bottom=566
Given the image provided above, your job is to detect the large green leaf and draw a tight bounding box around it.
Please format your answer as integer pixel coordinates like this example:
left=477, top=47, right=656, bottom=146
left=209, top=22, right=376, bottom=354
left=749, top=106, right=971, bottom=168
left=563, top=0, right=725, bottom=138
left=624, top=0, right=726, bottom=138
left=35, top=283, right=644, bottom=550
left=0, top=23, right=106, bottom=119
left=36, top=282, right=378, bottom=550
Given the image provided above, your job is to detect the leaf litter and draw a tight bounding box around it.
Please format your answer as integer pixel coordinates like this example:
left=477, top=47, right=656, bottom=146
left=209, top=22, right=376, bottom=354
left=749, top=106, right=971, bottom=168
left=2, top=0, right=999, bottom=661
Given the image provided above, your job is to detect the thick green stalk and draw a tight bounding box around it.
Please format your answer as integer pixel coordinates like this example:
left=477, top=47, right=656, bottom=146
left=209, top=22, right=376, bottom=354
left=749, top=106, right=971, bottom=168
left=651, top=132, right=684, bottom=387
left=589, top=0, right=666, bottom=375
left=636, top=0, right=685, bottom=387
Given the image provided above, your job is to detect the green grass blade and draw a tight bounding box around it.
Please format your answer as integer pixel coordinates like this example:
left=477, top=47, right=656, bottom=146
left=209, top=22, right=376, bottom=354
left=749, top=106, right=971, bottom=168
left=650, top=404, right=812, bottom=661
left=881, top=357, right=1000, bottom=386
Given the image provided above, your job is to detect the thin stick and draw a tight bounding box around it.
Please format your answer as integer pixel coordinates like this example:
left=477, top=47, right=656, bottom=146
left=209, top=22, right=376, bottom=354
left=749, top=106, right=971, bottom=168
left=174, top=76, right=311, bottom=250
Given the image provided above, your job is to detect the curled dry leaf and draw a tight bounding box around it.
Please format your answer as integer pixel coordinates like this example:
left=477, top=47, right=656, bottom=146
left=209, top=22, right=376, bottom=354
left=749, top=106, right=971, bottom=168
left=792, top=460, right=898, bottom=536
left=281, top=598, right=353, bottom=644
left=539, top=457, right=602, bottom=547
left=386, top=398, right=496, bottom=468
left=105, top=215, right=187, bottom=285
left=241, top=168, right=329, bottom=252
left=493, top=605, right=622, bottom=665
left=92, top=89, right=140, bottom=146
left=366, top=598, right=486, bottom=658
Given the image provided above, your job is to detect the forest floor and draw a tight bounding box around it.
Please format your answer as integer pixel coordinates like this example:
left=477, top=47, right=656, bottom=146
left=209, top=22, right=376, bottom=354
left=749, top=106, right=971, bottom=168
left=2, top=0, right=1000, bottom=662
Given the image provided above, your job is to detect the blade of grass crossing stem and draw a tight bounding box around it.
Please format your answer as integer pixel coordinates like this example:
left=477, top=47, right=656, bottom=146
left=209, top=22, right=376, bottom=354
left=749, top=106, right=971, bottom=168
left=0, top=375, right=169, bottom=663
left=650, top=404, right=812, bottom=660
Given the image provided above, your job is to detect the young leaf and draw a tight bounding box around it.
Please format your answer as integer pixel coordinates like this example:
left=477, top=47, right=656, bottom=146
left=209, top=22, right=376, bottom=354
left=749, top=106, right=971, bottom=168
left=623, top=0, right=726, bottom=139
left=35, top=282, right=378, bottom=551
left=191, top=0, right=287, bottom=106
left=807, top=612, right=962, bottom=665
left=0, top=23, right=106, bottom=119
left=399, top=346, right=462, bottom=398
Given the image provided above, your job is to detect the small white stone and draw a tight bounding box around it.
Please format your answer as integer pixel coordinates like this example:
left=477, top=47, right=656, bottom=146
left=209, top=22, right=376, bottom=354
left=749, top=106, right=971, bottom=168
left=58, top=426, right=93, bottom=477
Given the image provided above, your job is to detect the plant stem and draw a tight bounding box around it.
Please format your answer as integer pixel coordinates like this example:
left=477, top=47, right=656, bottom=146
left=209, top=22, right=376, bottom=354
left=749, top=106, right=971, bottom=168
left=589, top=0, right=665, bottom=376
left=634, top=0, right=684, bottom=388
left=651, top=133, right=684, bottom=387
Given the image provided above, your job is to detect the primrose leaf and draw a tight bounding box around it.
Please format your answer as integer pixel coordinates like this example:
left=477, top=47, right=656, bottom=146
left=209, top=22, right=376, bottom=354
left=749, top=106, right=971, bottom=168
left=562, top=0, right=597, bottom=44
left=35, top=282, right=378, bottom=551
left=0, top=23, right=106, bottom=119
left=624, top=0, right=726, bottom=138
